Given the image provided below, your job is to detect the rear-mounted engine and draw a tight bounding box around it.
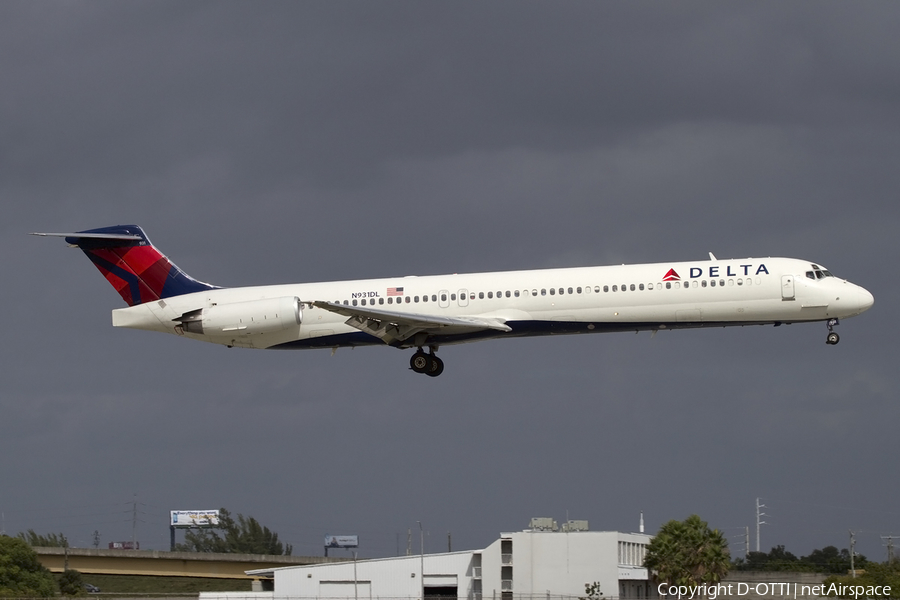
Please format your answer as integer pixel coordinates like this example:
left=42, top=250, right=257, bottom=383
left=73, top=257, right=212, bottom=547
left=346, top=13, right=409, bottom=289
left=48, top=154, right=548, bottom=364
left=176, top=296, right=302, bottom=337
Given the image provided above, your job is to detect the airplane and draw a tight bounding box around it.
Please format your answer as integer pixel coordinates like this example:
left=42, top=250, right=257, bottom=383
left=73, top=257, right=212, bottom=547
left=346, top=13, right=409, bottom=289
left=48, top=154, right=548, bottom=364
left=34, top=225, right=874, bottom=377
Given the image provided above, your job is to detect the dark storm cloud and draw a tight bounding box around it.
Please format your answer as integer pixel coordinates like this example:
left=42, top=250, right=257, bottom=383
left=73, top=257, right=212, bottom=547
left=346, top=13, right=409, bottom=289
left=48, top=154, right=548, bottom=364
left=1, top=0, right=899, bottom=563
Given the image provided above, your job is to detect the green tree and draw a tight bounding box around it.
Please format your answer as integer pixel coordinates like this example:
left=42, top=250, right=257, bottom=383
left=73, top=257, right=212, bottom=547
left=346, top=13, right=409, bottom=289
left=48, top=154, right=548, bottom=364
left=0, top=535, right=57, bottom=598
left=733, top=545, right=808, bottom=572
left=822, top=561, right=900, bottom=597
left=57, top=569, right=85, bottom=596
left=16, top=530, right=68, bottom=548
left=644, top=515, right=730, bottom=587
left=803, top=546, right=866, bottom=574
left=173, top=509, right=292, bottom=555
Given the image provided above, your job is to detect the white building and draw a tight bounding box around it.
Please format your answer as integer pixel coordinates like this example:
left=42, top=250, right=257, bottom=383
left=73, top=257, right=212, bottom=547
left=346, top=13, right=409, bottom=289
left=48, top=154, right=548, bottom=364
left=200, top=519, right=658, bottom=600
left=203, top=524, right=656, bottom=600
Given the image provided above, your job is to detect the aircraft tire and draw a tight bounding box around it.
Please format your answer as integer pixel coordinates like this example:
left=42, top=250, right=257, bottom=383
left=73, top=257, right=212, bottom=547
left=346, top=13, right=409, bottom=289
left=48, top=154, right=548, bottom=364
left=426, top=356, right=444, bottom=377
left=410, top=351, right=430, bottom=373
left=826, top=332, right=840, bottom=345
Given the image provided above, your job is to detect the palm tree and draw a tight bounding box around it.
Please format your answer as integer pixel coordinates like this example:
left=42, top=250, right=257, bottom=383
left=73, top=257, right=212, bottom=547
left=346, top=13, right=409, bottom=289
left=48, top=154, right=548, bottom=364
left=644, top=515, right=730, bottom=591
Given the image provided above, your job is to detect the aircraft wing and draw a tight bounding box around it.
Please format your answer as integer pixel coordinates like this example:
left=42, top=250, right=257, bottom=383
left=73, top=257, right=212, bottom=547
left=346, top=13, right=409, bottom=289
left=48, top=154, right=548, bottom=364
left=311, top=301, right=512, bottom=346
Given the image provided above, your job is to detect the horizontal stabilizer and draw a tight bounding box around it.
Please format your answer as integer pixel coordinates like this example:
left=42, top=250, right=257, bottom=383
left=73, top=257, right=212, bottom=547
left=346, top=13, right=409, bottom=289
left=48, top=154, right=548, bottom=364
left=31, top=232, right=143, bottom=241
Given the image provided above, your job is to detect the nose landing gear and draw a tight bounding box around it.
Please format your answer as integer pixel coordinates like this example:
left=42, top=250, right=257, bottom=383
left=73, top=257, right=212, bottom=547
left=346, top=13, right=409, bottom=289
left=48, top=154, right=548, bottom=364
left=410, top=347, right=444, bottom=377
left=826, top=318, right=840, bottom=345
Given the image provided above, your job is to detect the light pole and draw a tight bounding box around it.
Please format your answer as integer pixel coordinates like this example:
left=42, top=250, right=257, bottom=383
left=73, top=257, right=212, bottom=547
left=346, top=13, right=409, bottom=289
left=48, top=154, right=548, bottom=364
left=418, top=521, right=424, bottom=600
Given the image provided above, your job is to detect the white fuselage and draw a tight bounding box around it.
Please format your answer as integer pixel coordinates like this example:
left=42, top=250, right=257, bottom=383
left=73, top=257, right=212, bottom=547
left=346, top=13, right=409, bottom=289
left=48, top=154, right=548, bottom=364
left=110, top=256, right=873, bottom=350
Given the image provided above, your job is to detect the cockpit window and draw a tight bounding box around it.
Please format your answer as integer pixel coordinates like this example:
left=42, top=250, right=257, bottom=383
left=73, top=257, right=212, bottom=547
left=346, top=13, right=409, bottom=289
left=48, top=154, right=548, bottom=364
left=809, top=264, right=835, bottom=280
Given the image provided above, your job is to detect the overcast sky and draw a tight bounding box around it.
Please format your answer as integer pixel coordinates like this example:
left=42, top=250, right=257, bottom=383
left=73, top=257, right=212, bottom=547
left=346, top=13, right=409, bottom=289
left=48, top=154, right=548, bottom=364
left=1, top=1, right=898, bottom=563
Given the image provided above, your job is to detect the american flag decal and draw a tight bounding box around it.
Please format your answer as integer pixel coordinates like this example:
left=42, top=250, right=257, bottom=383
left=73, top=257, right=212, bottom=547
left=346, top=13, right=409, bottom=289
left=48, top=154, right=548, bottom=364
left=386, top=287, right=404, bottom=296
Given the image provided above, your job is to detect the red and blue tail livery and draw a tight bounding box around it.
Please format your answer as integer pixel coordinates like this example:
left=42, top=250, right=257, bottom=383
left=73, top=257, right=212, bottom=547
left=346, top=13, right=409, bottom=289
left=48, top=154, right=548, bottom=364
left=35, top=225, right=873, bottom=376
left=36, top=225, right=216, bottom=306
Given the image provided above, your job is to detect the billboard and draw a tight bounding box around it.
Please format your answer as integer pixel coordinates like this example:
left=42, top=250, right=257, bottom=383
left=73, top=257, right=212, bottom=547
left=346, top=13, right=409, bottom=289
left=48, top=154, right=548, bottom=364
left=325, top=535, right=359, bottom=548
left=170, top=509, right=220, bottom=528
left=109, top=541, right=139, bottom=550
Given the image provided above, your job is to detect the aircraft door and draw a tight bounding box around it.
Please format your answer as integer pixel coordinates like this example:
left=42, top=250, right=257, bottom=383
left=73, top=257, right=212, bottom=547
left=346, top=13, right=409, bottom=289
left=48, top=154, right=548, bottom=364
left=457, top=289, right=469, bottom=307
left=781, top=275, right=795, bottom=301
left=439, top=290, right=450, bottom=308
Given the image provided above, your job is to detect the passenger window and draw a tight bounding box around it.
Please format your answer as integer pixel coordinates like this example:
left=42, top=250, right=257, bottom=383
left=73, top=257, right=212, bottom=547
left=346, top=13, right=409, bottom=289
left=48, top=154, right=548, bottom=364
left=415, top=296, right=420, bottom=302
left=352, top=299, right=358, bottom=306
left=639, top=284, right=644, bottom=291
left=710, top=280, right=715, bottom=287
left=701, top=280, right=707, bottom=288
left=432, top=295, right=437, bottom=302
left=719, top=279, right=724, bottom=287
left=603, top=285, right=609, bottom=292
left=541, top=289, right=546, bottom=296
left=387, top=297, right=393, bottom=304
left=479, top=292, right=484, bottom=299
left=422, top=295, right=428, bottom=302
left=450, top=293, right=456, bottom=301
left=577, top=287, right=582, bottom=294
left=737, top=279, right=743, bottom=286
left=594, top=286, right=600, bottom=293
left=621, top=283, right=626, bottom=291
left=612, top=285, right=618, bottom=292
left=684, top=282, right=690, bottom=288
left=558, top=288, right=564, bottom=295
left=532, top=289, right=538, bottom=296
left=405, top=296, right=411, bottom=303
left=666, top=282, right=671, bottom=289
left=343, top=300, right=349, bottom=305
left=567, top=287, right=573, bottom=294
left=630, top=284, right=635, bottom=291
left=514, top=290, right=520, bottom=297
left=488, top=291, right=493, bottom=299
left=441, top=294, right=447, bottom=302
left=648, top=283, right=653, bottom=290
left=550, top=288, right=556, bottom=295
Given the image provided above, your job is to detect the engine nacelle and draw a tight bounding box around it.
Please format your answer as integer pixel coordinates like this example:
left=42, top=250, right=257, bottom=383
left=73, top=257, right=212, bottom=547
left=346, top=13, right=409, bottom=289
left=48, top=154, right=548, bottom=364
left=177, top=296, right=302, bottom=337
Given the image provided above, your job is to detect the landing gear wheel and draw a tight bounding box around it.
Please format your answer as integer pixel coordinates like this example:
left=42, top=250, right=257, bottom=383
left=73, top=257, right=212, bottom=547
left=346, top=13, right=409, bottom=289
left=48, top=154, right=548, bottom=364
left=425, top=356, right=444, bottom=377
left=825, top=318, right=840, bottom=345
left=410, top=351, right=430, bottom=374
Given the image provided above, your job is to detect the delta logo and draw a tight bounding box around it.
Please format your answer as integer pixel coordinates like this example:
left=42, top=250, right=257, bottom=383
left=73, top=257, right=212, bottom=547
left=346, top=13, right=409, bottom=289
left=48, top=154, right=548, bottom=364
left=662, top=264, right=770, bottom=280
left=662, top=269, right=681, bottom=281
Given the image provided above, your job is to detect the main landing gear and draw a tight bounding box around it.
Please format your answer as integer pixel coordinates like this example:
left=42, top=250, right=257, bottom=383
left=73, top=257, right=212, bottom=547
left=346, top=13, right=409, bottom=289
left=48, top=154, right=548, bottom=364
left=410, top=348, right=444, bottom=377
left=826, top=318, right=840, bottom=345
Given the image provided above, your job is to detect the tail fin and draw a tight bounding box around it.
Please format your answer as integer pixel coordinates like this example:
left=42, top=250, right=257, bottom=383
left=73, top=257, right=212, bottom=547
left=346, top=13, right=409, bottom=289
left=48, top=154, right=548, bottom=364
left=34, top=225, right=218, bottom=306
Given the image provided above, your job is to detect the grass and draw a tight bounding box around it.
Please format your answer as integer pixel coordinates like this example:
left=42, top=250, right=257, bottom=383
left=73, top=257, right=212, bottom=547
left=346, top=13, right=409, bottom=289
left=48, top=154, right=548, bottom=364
left=56, top=573, right=253, bottom=595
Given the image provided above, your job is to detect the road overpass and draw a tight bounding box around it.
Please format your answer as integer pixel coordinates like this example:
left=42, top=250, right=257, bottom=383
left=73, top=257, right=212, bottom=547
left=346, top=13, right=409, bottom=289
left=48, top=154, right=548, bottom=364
left=35, top=547, right=347, bottom=579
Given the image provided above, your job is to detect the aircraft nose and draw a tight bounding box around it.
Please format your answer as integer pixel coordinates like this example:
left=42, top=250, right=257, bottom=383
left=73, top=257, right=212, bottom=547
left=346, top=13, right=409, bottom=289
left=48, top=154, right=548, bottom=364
left=858, top=286, right=874, bottom=313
